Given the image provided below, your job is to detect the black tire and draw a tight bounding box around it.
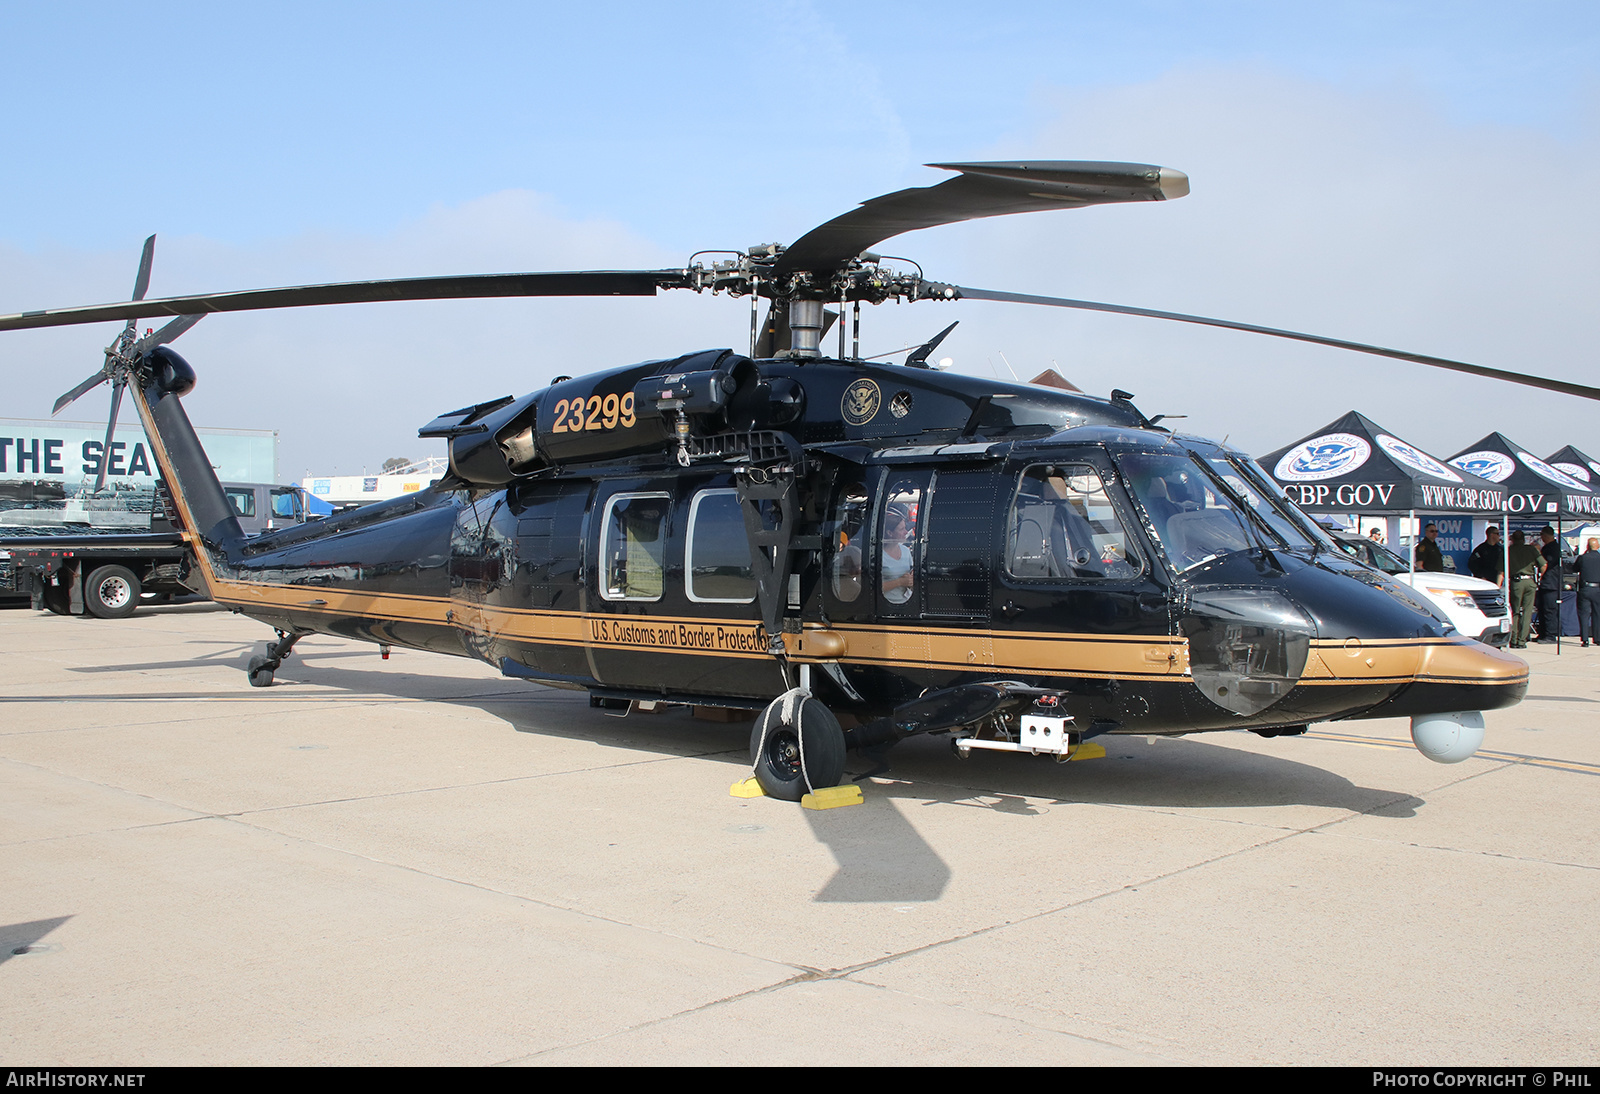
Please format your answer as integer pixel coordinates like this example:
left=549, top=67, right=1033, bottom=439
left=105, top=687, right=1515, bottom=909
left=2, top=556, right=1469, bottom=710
left=246, top=655, right=276, bottom=687
left=84, top=565, right=140, bottom=619
left=41, top=584, right=72, bottom=616
left=749, top=690, right=847, bottom=801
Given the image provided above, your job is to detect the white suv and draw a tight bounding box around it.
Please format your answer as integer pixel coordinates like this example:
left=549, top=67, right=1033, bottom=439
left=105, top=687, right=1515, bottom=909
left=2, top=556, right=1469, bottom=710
left=1332, top=532, right=1512, bottom=647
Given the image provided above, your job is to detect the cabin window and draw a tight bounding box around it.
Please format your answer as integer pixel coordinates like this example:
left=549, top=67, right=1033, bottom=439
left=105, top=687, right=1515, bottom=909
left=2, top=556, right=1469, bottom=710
left=878, top=476, right=925, bottom=608
left=225, top=488, right=256, bottom=518
left=686, top=489, right=756, bottom=603
left=1006, top=465, right=1140, bottom=580
left=827, top=479, right=870, bottom=604
left=599, top=492, right=670, bottom=601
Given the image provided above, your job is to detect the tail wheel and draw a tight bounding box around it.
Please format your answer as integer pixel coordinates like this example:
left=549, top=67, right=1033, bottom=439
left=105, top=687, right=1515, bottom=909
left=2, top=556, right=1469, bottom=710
left=749, top=689, right=846, bottom=801
left=84, top=565, right=140, bottom=619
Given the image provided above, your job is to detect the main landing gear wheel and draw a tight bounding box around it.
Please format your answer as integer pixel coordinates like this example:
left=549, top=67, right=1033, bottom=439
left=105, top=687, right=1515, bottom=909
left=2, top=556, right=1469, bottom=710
left=749, top=689, right=846, bottom=802
left=246, top=655, right=276, bottom=688
left=84, top=565, right=140, bottom=619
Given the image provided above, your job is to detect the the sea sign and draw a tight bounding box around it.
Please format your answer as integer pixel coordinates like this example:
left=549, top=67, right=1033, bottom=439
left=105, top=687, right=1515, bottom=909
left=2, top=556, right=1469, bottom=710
left=1274, top=433, right=1371, bottom=482
left=0, top=418, right=276, bottom=484
left=1553, top=462, right=1592, bottom=484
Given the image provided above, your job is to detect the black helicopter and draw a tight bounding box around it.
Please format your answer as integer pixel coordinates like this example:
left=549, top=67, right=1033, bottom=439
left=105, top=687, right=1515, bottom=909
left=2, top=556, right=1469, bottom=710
left=3, top=160, right=1549, bottom=800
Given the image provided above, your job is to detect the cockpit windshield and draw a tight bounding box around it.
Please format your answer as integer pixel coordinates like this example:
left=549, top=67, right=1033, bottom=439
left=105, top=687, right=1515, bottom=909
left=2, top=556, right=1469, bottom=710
left=1198, top=453, right=1319, bottom=552
left=1117, top=452, right=1255, bottom=573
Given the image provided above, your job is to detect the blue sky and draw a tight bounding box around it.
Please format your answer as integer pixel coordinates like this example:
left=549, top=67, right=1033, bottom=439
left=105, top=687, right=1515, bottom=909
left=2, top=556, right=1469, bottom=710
left=3, top=1, right=1597, bottom=476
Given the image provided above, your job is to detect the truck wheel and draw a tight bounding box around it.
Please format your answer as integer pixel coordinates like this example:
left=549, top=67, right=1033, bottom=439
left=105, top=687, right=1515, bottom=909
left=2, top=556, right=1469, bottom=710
left=84, top=565, right=140, bottom=619
left=749, top=689, right=847, bottom=801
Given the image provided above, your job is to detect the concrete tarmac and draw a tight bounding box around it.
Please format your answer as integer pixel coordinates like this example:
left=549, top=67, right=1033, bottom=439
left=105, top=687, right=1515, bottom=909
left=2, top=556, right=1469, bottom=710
left=1, top=603, right=1595, bottom=1066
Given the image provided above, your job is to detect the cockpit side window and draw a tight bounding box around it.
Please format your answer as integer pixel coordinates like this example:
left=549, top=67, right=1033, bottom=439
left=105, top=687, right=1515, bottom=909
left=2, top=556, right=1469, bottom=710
left=1118, top=452, right=1254, bottom=574
left=1006, top=464, right=1140, bottom=580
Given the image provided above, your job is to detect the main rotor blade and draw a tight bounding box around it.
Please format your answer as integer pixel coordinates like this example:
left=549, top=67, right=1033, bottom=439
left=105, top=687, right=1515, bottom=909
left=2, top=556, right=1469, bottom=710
left=95, top=379, right=125, bottom=493
left=0, top=270, right=688, bottom=333
left=775, top=162, right=1188, bottom=277
left=135, top=313, right=203, bottom=355
left=53, top=369, right=110, bottom=416
left=131, top=235, right=156, bottom=302
left=952, top=285, right=1600, bottom=403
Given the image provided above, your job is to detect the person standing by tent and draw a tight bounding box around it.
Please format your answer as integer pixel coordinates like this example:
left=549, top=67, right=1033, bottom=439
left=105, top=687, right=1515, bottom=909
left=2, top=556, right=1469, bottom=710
left=1469, top=526, right=1504, bottom=586
left=1415, top=523, right=1445, bottom=573
left=1577, top=538, right=1600, bottom=648
left=1507, top=531, right=1542, bottom=649
left=1537, top=526, right=1564, bottom=642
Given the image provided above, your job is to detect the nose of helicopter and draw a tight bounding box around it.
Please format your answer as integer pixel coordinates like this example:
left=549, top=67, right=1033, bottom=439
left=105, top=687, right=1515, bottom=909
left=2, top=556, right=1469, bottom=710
left=1314, top=636, right=1527, bottom=763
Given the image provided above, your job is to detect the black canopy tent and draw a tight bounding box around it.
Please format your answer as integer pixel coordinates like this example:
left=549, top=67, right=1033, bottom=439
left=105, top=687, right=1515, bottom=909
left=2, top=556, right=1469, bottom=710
left=1448, top=434, right=1600, bottom=648
left=1262, top=411, right=1505, bottom=510
left=1261, top=411, right=1509, bottom=579
left=1545, top=445, right=1600, bottom=495
left=1447, top=434, right=1600, bottom=523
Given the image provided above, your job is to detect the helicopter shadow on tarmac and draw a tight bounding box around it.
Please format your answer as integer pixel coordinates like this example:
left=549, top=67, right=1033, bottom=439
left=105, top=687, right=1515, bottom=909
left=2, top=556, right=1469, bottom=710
left=290, top=653, right=1422, bottom=905
left=51, top=647, right=1423, bottom=906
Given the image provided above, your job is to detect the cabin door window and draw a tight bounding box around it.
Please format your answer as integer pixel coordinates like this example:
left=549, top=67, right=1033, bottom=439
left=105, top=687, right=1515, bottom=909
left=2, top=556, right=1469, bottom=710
left=826, top=477, right=871, bottom=609
left=877, top=473, right=929, bottom=616
left=599, top=492, right=671, bottom=602
left=685, top=489, right=756, bottom=604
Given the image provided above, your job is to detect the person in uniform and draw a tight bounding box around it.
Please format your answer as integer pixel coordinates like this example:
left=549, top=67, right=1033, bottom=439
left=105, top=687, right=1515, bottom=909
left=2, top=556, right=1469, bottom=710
left=1537, top=526, right=1563, bottom=642
left=1415, top=523, right=1445, bottom=573
left=1468, top=526, right=1504, bottom=586
left=1506, top=530, right=1542, bottom=649
left=1577, top=538, right=1600, bottom=647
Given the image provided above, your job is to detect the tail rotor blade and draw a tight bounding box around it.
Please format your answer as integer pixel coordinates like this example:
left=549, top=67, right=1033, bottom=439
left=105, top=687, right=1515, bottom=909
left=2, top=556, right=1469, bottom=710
left=94, top=379, right=126, bottom=493
left=951, top=285, right=1600, bottom=403
left=132, top=235, right=156, bottom=302
left=53, top=370, right=110, bottom=416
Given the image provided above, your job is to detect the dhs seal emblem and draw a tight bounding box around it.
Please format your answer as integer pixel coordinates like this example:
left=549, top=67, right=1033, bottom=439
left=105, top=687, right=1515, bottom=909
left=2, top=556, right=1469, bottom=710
left=1375, top=434, right=1461, bottom=482
left=841, top=379, right=882, bottom=425
left=1449, top=451, right=1515, bottom=483
left=1519, top=451, right=1589, bottom=491
left=1274, top=433, right=1371, bottom=482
